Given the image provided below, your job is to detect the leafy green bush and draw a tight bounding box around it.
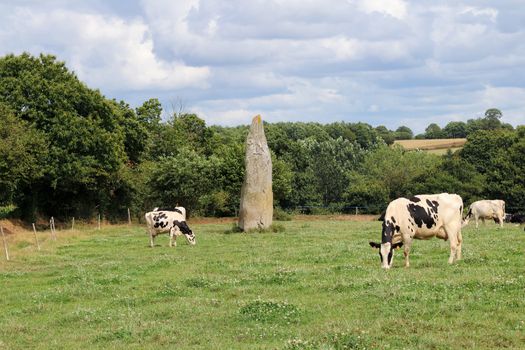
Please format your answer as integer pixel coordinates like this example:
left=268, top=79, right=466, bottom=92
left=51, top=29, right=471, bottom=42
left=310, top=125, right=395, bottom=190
left=273, top=207, right=292, bottom=221
left=0, top=204, right=16, bottom=219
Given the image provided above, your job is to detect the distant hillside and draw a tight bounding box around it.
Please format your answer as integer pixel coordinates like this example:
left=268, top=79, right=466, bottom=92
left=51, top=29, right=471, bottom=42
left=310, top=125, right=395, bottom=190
left=393, top=138, right=467, bottom=154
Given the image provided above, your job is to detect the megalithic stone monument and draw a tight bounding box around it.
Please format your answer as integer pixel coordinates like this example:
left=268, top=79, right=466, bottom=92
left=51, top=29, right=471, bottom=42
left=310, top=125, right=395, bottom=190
left=238, top=115, right=273, bottom=231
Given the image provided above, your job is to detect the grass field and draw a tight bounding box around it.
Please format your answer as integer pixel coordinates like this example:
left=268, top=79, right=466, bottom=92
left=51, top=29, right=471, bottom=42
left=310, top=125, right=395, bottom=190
left=1, top=220, right=524, bottom=349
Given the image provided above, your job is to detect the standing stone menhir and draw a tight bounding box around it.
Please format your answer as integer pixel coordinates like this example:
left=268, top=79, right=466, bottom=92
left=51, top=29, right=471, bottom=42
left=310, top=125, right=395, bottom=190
left=238, top=115, right=273, bottom=231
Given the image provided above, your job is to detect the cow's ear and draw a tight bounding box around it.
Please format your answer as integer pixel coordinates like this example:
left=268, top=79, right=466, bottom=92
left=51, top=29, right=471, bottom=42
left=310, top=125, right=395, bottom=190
left=369, top=241, right=381, bottom=249
left=392, top=242, right=404, bottom=250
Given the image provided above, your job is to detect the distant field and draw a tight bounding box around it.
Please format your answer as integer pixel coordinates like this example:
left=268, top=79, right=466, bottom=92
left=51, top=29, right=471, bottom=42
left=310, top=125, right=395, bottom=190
left=1, top=220, right=524, bottom=349
left=394, top=138, right=467, bottom=153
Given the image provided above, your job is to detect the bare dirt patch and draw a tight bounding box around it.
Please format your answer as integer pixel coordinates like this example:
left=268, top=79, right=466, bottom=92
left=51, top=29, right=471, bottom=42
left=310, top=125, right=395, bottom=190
left=0, top=219, right=29, bottom=235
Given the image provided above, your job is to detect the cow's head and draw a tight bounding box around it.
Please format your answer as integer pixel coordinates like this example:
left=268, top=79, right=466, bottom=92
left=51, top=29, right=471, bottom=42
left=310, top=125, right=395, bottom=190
left=370, top=216, right=403, bottom=269
left=174, top=220, right=196, bottom=246
left=369, top=241, right=403, bottom=269
left=185, top=230, right=196, bottom=245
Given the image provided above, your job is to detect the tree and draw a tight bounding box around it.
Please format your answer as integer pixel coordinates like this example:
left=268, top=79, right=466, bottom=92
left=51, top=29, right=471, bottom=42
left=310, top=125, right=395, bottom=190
left=424, top=123, right=445, bottom=139
left=0, top=53, right=129, bottom=218
left=349, top=122, right=380, bottom=147
left=483, top=108, right=503, bottom=130
left=148, top=149, right=214, bottom=213
left=394, top=126, right=413, bottom=140
left=0, top=104, right=47, bottom=207
left=136, top=98, right=162, bottom=125
left=484, top=108, right=502, bottom=121
left=443, top=121, right=467, bottom=138
left=460, top=129, right=514, bottom=174
left=324, top=122, right=357, bottom=142
left=412, top=151, right=485, bottom=205
left=303, top=137, right=364, bottom=206
left=116, top=101, right=149, bottom=164
left=465, top=108, right=509, bottom=135
left=345, top=145, right=440, bottom=212
left=375, top=125, right=395, bottom=145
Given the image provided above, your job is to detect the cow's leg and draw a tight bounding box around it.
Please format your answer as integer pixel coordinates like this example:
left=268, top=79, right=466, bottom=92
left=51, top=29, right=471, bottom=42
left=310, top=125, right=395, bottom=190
left=169, top=227, right=180, bottom=247
left=169, top=228, right=175, bottom=247
left=448, top=233, right=459, bottom=264
left=499, top=215, right=504, bottom=228
left=150, top=232, right=155, bottom=248
left=403, top=238, right=412, bottom=268
left=475, top=215, right=479, bottom=229
left=456, top=230, right=463, bottom=261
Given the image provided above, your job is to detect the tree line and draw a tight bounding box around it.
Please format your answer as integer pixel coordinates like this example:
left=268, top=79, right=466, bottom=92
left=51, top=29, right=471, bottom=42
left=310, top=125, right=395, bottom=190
left=1, top=53, right=524, bottom=221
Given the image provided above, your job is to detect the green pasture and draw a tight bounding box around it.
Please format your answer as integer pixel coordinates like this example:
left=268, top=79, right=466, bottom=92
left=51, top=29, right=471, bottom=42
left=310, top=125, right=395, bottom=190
left=1, top=220, right=524, bottom=349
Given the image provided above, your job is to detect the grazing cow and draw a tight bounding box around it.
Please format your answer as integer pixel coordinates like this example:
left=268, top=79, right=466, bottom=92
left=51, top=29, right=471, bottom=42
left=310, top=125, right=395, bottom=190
left=369, top=193, right=464, bottom=269
left=504, top=213, right=525, bottom=224
left=464, top=200, right=505, bottom=228
left=145, top=207, right=195, bottom=247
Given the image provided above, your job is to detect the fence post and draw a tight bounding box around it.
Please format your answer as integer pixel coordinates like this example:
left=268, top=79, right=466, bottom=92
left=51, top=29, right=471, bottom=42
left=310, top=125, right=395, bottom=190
left=49, top=217, right=56, bottom=240
left=98, top=214, right=101, bottom=230
left=355, top=207, right=358, bottom=215
left=32, top=223, right=41, bottom=251
left=1, top=226, right=9, bottom=261
left=127, top=208, right=131, bottom=225
left=71, top=217, right=75, bottom=231
left=51, top=217, right=57, bottom=240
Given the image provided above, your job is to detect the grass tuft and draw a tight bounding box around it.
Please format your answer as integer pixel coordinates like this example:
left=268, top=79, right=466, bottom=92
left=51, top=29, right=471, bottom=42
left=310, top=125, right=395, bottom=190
left=240, top=300, right=301, bottom=324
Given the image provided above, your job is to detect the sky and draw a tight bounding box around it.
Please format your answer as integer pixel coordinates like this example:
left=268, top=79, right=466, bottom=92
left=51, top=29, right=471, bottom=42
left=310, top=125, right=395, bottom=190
left=1, top=0, right=525, bottom=132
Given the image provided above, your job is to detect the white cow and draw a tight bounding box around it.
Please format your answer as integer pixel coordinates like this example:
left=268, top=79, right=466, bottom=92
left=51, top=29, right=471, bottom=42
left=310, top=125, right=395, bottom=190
left=369, top=193, right=464, bottom=269
left=145, top=207, right=195, bottom=247
left=464, top=200, right=505, bottom=228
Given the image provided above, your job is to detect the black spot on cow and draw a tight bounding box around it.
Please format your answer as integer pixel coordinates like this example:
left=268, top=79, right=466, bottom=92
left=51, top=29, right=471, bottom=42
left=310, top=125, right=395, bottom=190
left=407, top=203, right=436, bottom=229
left=369, top=242, right=381, bottom=249
left=426, top=199, right=439, bottom=214
left=173, top=220, right=193, bottom=236
left=154, top=212, right=167, bottom=220
left=381, top=220, right=395, bottom=244
left=395, top=225, right=400, bottom=233
left=154, top=219, right=169, bottom=229
left=392, top=242, right=403, bottom=249
left=409, top=196, right=421, bottom=203
left=391, top=216, right=396, bottom=223
left=387, top=242, right=404, bottom=265
left=173, top=208, right=183, bottom=215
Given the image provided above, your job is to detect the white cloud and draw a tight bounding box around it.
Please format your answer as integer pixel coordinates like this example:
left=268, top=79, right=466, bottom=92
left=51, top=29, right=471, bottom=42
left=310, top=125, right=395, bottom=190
left=356, top=0, right=408, bottom=20
left=1, top=0, right=524, bottom=131
left=2, top=7, right=210, bottom=91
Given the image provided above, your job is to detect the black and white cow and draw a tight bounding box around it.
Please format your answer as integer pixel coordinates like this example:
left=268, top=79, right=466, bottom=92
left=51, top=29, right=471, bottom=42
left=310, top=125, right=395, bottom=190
left=505, top=213, right=525, bottom=224
left=464, top=200, right=505, bottom=228
left=369, top=193, right=464, bottom=269
left=145, top=207, right=195, bottom=247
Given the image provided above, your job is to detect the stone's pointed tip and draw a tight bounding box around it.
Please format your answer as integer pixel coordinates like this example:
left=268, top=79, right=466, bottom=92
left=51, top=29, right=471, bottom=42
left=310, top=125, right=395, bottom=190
left=252, top=114, right=262, bottom=124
